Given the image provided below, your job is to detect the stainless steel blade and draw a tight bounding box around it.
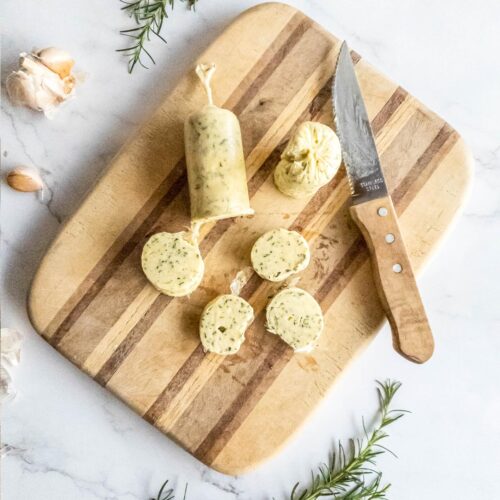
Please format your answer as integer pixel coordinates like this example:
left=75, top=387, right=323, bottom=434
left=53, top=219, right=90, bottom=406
left=333, top=42, right=388, bottom=204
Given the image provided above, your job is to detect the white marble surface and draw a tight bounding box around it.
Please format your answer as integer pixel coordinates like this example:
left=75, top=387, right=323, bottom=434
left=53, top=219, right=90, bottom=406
left=1, top=0, right=500, bottom=498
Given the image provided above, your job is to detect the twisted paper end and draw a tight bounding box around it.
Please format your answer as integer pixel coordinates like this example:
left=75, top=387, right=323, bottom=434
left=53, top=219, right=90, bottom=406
left=195, top=62, right=216, bottom=105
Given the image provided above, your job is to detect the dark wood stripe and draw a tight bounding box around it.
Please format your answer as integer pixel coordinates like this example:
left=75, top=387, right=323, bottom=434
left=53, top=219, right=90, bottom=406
left=290, top=169, right=346, bottom=233
left=316, top=231, right=365, bottom=304
left=223, top=11, right=308, bottom=111
left=392, top=124, right=456, bottom=210
left=189, top=114, right=454, bottom=465
left=371, top=87, right=407, bottom=136
left=48, top=15, right=315, bottom=349
left=144, top=344, right=206, bottom=423
left=95, top=293, right=173, bottom=385
left=231, top=15, right=312, bottom=117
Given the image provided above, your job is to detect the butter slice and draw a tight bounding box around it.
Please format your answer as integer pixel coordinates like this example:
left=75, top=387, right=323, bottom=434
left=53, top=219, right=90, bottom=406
left=266, top=287, right=323, bottom=352
left=141, top=232, right=204, bottom=297
left=251, top=228, right=310, bottom=282
left=200, top=295, right=254, bottom=355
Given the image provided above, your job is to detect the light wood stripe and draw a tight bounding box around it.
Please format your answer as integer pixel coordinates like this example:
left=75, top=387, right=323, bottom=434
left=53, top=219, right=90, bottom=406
left=83, top=286, right=159, bottom=376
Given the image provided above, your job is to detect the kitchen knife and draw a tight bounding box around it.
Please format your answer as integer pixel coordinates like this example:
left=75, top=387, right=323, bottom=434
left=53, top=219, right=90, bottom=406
left=333, top=42, right=434, bottom=363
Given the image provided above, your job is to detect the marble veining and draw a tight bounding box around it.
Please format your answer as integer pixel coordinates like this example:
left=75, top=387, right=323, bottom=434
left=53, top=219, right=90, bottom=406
left=1, top=0, right=499, bottom=499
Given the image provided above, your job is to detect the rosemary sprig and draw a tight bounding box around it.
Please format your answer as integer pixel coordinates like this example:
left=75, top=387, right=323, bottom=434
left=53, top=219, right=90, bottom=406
left=289, top=380, right=407, bottom=500
left=118, top=0, right=198, bottom=73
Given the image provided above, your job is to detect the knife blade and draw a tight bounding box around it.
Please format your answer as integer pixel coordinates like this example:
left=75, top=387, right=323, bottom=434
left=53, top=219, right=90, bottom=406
left=333, top=41, right=434, bottom=363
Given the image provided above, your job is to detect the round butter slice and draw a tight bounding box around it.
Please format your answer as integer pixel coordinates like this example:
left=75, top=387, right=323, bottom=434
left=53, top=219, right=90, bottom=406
left=274, top=121, right=342, bottom=199
left=200, top=295, right=254, bottom=355
left=251, top=228, right=310, bottom=282
left=141, top=232, right=204, bottom=297
left=266, top=287, right=323, bottom=352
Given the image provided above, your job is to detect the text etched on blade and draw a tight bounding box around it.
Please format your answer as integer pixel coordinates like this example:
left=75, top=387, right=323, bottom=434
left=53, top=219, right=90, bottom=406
left=360, top=177, right=384, bottom=192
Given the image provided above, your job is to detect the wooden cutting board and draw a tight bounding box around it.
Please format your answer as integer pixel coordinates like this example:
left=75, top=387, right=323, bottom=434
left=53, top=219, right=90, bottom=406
left=28, top=2, right=472, bottom=474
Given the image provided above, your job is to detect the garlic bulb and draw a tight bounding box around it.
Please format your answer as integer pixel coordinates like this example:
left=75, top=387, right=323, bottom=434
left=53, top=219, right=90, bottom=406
left=6, top=166, right=44, bottom=192
left=6, top=47, right=76, bottom=118
left=274, top=122, right=342, bottom=199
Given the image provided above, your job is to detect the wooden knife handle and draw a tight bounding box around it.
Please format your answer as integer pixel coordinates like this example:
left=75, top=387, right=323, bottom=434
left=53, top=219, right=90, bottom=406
left=350, top=196, right=434, bottom=363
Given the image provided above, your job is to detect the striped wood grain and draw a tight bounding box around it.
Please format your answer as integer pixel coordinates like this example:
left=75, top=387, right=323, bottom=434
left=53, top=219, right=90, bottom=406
left=28, top=3, right=472, bottom=474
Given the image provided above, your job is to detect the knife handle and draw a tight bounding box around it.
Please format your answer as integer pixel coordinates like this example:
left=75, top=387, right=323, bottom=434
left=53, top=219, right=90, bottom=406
left=350, top=196, right=434, bottom=363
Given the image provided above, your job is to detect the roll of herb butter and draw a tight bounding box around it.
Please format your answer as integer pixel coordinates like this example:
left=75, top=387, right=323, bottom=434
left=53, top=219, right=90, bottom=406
left=141, top=232, right=204, bottom=297
left=266, top=287, right=324, bottom=352
left=185, top=63, right=253, bottom=224
left=274, top=121, right=342, bottom=199
left=251, top=228, right=310, bottom=282
left=199, top=294, right=254, bottom=355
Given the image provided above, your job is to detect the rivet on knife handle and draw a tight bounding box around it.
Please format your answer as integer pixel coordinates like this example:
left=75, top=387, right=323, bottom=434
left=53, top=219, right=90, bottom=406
left=350, top=196, right=434, bottom=363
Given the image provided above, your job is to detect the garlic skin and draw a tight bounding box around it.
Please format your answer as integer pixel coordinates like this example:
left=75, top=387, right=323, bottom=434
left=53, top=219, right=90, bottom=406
left=1, top=328, right=23, bottom=403
left=6, top=166, right=44, bottom=192
left=229, top=266, right=254, bottom=296
left=6, top=47, right=76, bottom=118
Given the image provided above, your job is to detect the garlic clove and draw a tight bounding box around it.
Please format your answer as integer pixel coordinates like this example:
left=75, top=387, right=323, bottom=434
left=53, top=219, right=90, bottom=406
left=5, top=71, right=38, bottom=109
left=6, top=166, right=44, bottom=193
left=36, top=47, right=75, bottom=79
